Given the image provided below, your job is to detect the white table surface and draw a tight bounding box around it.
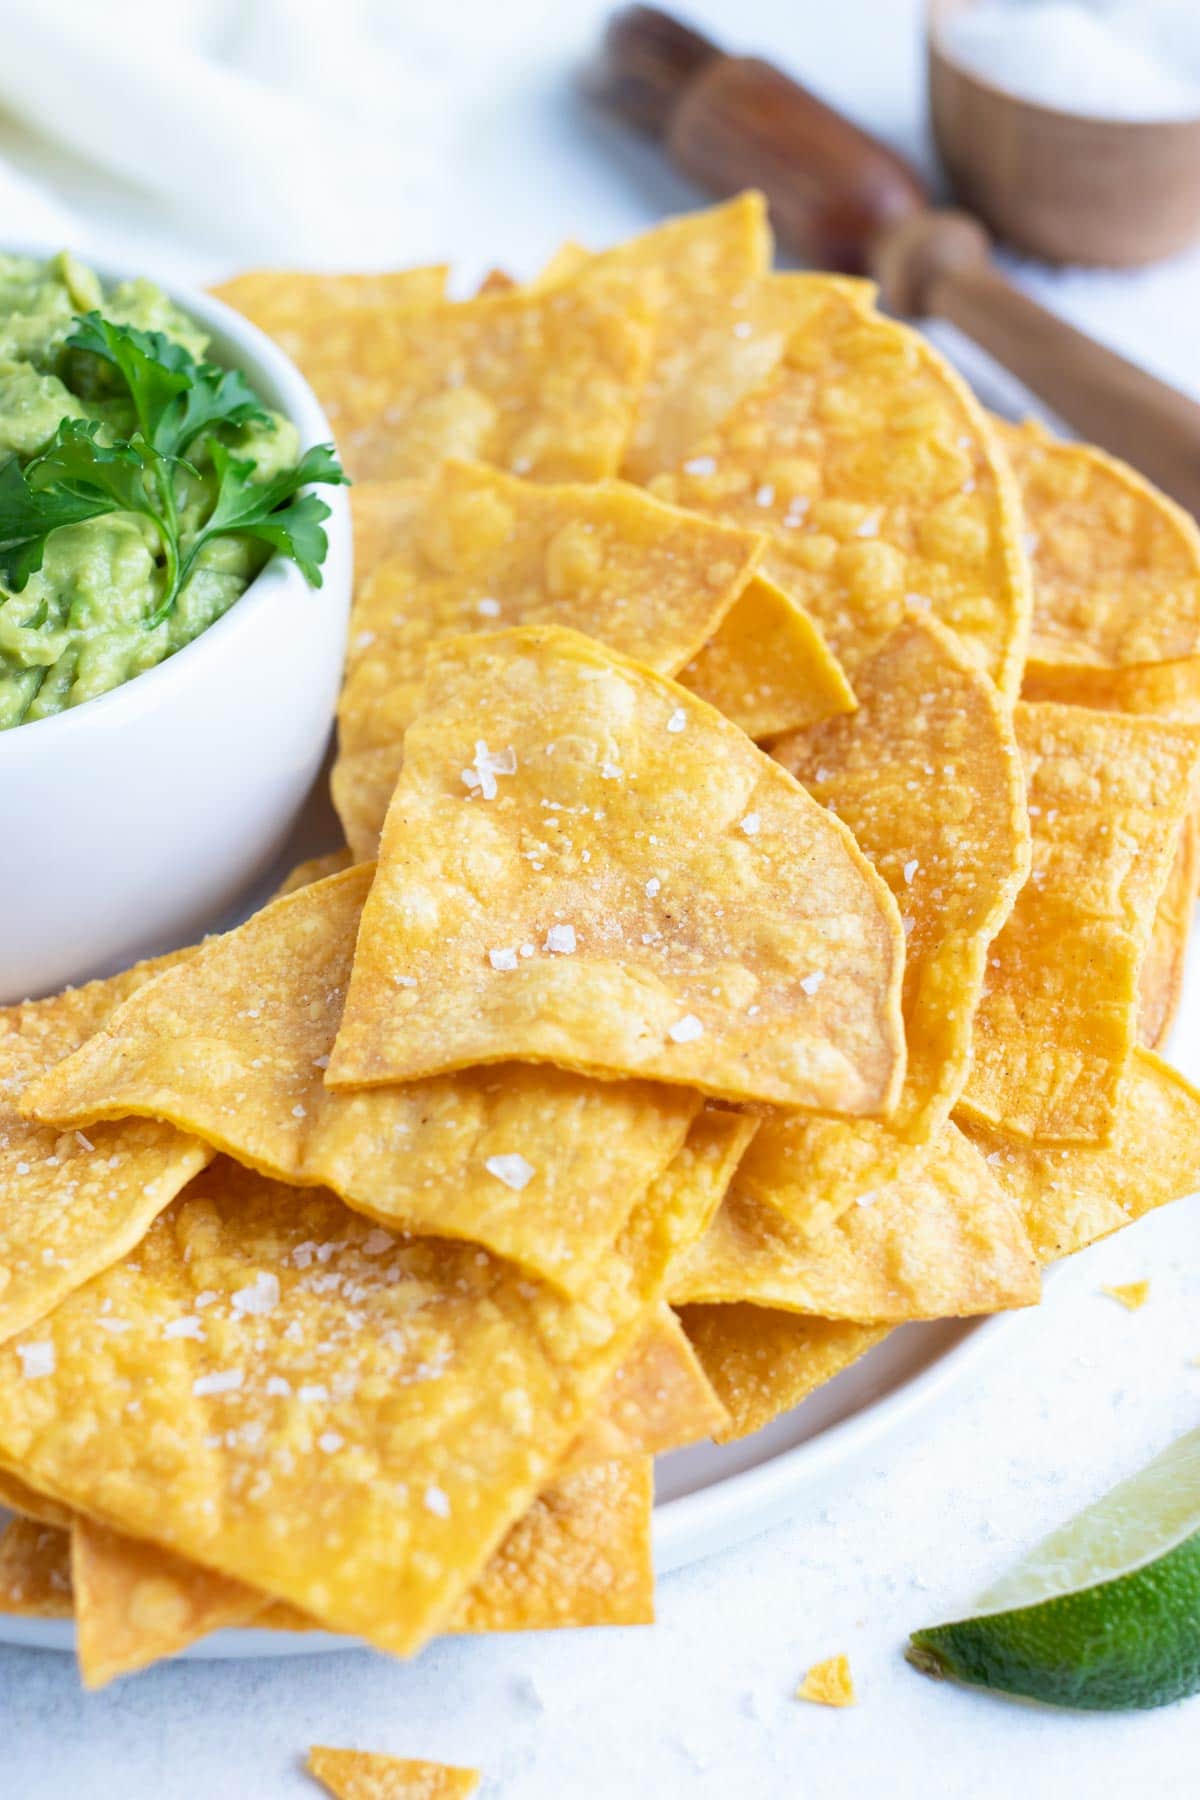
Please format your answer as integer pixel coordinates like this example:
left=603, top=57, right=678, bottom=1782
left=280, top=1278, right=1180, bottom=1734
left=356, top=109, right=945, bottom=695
left=4, top=2, right=1200, bottom=1794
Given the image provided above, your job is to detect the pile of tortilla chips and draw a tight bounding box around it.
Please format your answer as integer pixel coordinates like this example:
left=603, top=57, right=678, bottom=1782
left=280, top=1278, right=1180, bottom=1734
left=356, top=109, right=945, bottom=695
left=3, top=195, right=1199, bottom=1691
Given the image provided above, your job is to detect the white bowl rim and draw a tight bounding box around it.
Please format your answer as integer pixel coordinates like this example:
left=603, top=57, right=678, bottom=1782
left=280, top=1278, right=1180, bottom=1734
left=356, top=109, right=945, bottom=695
left=0, top=241, right=349, bottom=753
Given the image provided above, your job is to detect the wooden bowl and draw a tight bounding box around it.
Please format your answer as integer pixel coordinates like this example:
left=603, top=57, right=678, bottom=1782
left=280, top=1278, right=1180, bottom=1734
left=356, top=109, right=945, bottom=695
left=928, top=0, right=1200, bottom=266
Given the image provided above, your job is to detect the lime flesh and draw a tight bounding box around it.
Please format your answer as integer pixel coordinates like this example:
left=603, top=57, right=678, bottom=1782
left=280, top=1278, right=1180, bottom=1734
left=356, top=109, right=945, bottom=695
left=907, top=1428, right=1200, bottom=1710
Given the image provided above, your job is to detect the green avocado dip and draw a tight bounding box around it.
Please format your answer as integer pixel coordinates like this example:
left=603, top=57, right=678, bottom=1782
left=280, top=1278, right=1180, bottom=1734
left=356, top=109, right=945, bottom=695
left=0, top=250, right=345, bottom=730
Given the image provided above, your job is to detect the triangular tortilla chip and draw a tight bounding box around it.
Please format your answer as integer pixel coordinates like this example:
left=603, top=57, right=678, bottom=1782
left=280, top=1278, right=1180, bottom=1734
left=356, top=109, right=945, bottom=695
left=337, top=459, right=764, bottom=756
left=72, top=1516, right=256, bottom=1689
left=671, top=1123, right=1039, bottom=1322
left=1139, top=815, right=1198, bottom=1050
left=560, top=1307, right=727, bottom=1474
left=211, top=265, right=448, bottom=347
left=0, top=960, right=211, bottom=1345
left=679, top=1305, right=887, bottom=1442
left=679, top=572, right=855, bottom=742
left=0, top=1515, right=72, bottom=1618
left=328, top=626, right=905, bottom=1112
left=647, top=276, right=1030, bottom=698
left=0, top=1466, right=73, bottom=1528
left=308, top=1748, right=480, bottom=1800
left=273, top=848, right=355, bottom=899
left=332, top=745, right=403, bottom=863
left=0, top=1144, right=713, bottom=1658
left=25, top=867, right=700, bottom=1300
left=545, top=195, right=774, bottom=486
left=960, top=1047, right=1200, bottom=1264
left=742, top=614, right=1030, bottom=1235
left=958, top=703, right=1200, bottom=1144
left=288, top=267, right=658, bottom=482
left=996, top=417, right=1200, bottom=679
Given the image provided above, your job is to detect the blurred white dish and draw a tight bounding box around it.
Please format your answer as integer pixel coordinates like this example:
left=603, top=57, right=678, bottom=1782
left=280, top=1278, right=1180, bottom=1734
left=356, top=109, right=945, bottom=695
left=0, top=250, right=351, bottom=1004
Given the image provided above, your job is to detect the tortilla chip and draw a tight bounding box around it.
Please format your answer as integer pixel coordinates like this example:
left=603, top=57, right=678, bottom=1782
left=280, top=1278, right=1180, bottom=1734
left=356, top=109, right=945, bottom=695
left=679, top=573, right=855, bottom=741
left=996, top=417, right=1200, bottom=677
left=721, top=615, right=1027, bottom=1239
left=25, top=866, right=700, bottom=1300
left=290, top=267, right=659, bottom=483
left=337, top=459, right=764, bottom=756
left=211, top=265, right=448, bottom=347
left=1139, top=815, right=1197, bottom=1050
left=549, top=195, right=774, bottom=485
left=73, top=1515, right=256, bottom=1689
left=0, top=1516, right=72, bottom=1618
left=476, top=268, right=516, bottom=296
left=273, top=848, right=355, bottom=899
left=648, top=277, right=1030, bottom=698
left=671, top=1123, right=1039, bottom=1323
left=797, top=1654, right=856, bottom=1707
left=561, top=1307, right=727, bottom=1473
left=1020, top=653, right=1200, bottom=720
left=0, top=1466, right=73, bottom=1528
left=350, top=483, right=429, bottom=611
left=958, top=703, right=1200, bottom=1145
left=0, top=1143, right=710, bottom=1658
left=960, top=1047, right=1200, bottom=1264
left=453, top=1456, right=653, bottom=1633
left=308, top=1748, right=480, bottom=1800
left=0, top=962, right=211, bottom=1346
left=332, top=745, right=403, bottom=863
left=329, top=626, right=906, bottom=1112
left=679, top=1305, right=887, bottom=1442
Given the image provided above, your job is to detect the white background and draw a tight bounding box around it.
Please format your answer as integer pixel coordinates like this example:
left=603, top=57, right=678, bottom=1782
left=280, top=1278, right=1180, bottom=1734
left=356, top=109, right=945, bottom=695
left=3, top=1, right=1200, bottom=1794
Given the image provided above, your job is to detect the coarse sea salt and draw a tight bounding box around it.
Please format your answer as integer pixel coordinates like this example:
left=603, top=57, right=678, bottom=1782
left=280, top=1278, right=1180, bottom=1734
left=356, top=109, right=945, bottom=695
left=485, top=1152, right=535, bottom=1191
left=669, top=1014, right=704, bottom=1044
left=544, top=923, right=576, bottom=955
left=939, top=1, right=1200, bottom=121
left=17, top=1342, right=55, bottom=1379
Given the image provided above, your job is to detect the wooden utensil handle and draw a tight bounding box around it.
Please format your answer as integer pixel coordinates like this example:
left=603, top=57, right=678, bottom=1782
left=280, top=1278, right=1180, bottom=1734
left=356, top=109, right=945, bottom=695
left=875, top=211, right=1200, bottom=513
left=586, top=6, right=928, bottom=271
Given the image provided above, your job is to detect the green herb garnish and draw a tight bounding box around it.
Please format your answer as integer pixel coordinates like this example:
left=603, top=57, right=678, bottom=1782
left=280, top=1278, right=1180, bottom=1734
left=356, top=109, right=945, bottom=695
left=0, top=313, right=347, bottom=619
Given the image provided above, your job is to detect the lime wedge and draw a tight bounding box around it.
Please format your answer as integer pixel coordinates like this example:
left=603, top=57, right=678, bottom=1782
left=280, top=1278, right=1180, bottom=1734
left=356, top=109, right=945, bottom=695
left=907, top=1428, right=1200, bottom=1710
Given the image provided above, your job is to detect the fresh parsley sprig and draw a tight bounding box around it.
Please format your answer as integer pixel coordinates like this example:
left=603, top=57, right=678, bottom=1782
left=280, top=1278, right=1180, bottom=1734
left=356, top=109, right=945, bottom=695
left=0, top=314, right=347, bottom=619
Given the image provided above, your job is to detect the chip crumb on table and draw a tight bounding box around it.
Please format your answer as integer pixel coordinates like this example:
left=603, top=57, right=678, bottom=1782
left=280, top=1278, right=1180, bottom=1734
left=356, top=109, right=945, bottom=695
left=796, top=1653, right=857, bottom=1708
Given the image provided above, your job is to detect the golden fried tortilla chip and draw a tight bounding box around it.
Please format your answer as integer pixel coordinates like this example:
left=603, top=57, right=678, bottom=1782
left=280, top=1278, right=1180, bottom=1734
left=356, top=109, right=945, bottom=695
left=0, top=962, right=211, bottom=1346
left=73, top=1516, right=256, bottom=1689
left=452, top=1456, right=653, bottom=1633
left=211, top=266, right=448, bottom=347
left=273, top=849, right=355, bottom=899
left=561, top=1307, right=727, bottom=1473
left=337, top=459, right=764, bottom=756
left=329, top=626, right=906, bottom=1112
left=670, top=1123, right=1039, bottom=1323
left=332, top=745, right=403, bottom=863
left=1140, top=815, right=1198, bottom=1050
left=679, top=572, right=855, bottom=741
left=349, top=483, right=429, bottom=614
left=648, top=277, right=1030, bottom=697
left=679, top=1305, right=887, bottom=1442
left=1019, top=653, right=1200, bottom=720
left=960, top=1047, right=1200, bottom=1264
left=0, top=1466, right=73, bottom=1528
left=996, top=417, right=1200, bottom=677
left=719, top=614, right=1027, bottom=1240
left=548, top=195, right=773, bottom=486
left=958, top=703, right=1200, bottom=1145
left=0, top=1147, right=710, bottom=1658
left=291, top=267, right=658, bottom=483
left=0, top=1516, right=72, bottom=1618
left=25, top=867, right=700, bottom=1300
left=308, top=1748, right=480, bottom=1800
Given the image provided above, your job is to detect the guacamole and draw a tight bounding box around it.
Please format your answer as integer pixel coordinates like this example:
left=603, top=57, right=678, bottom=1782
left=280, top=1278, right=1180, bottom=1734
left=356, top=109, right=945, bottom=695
left=0, top=251, right=302, bottom=730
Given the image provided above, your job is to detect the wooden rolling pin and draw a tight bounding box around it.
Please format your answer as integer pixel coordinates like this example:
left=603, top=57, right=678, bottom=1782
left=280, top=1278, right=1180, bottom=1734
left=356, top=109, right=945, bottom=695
left=586, top=5, right=1200, bottom=516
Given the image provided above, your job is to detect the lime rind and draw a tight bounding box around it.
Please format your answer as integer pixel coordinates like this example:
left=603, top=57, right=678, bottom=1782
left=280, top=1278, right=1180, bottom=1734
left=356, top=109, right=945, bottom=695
left=908, top=1428, right=1200, bottom=1711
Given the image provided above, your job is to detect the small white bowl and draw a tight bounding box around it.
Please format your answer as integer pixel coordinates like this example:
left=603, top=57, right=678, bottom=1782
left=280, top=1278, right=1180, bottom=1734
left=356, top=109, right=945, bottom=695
left=0, top=252, right=352, bottom=1003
